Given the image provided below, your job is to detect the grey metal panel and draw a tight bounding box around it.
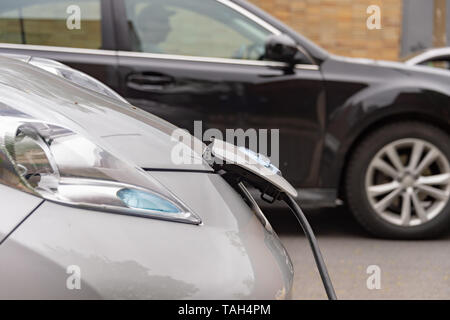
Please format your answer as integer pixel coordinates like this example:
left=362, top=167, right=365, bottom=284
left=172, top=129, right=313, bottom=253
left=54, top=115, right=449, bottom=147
left=0, top=173, right=293, bottom=299
left=401, top=0, right=433, bottom=57
left=0, top=185, right=43, bottom=242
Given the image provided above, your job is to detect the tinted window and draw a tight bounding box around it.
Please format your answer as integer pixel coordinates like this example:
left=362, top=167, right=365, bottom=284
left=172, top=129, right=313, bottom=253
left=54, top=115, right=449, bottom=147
left=0, top=0, right=102, bottom=49
left=124, top=0, right=273, bottom=60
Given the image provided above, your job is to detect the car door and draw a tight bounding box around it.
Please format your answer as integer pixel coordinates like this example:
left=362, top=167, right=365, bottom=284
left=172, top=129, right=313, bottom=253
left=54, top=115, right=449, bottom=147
left=120, top=0, right=325, bottom=188
left=0, top=0, right=119, bottom=93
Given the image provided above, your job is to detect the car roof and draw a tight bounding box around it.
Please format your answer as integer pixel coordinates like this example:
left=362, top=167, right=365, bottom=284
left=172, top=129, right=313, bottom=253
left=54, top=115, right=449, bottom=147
left=405, top=47, right=450, bottom=65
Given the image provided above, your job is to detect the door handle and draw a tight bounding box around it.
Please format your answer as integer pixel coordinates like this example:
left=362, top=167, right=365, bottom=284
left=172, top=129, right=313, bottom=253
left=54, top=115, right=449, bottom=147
left=127, top=73, right=174, bottom=91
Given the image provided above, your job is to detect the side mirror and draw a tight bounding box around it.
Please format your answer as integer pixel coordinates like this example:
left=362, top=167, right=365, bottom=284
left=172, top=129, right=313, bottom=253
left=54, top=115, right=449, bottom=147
left=265, top=34, right=301, bottom=65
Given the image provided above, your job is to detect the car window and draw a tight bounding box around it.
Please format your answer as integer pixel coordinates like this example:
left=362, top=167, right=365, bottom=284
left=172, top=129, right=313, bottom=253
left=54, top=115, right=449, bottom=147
left=0, top=0, right=102, bottom=49
left=419, top=58, right=450, bottom=70
left=123, top=0, right=273, bottom=60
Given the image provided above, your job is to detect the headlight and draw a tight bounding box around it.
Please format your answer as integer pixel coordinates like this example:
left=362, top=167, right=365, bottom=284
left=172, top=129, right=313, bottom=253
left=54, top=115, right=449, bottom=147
left=0, top=117, right=200, bottom=225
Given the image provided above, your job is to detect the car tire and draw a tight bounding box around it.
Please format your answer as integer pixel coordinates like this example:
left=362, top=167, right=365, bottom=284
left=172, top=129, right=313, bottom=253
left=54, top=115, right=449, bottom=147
left=345, top=121, right=450, bottom=239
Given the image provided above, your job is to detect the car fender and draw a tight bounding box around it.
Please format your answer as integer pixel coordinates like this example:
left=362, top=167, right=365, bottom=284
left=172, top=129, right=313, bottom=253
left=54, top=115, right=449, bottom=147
left=320, top=74, right=450, bottom=189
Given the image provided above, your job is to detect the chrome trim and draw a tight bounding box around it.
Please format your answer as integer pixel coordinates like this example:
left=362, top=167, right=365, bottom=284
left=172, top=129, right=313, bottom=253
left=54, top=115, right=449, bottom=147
left=0, top=43, right=116, bottom=56
left=118, top=50, right=283, bottom=66
left=118, top=51, right=319, bottom=70
left=0, top=43, right=318, bottom=70
left=295, top=64, right=319, bottom=71
left=216, top=0, right=281, bottom=35
left=0, top=41, right=319, bottom=70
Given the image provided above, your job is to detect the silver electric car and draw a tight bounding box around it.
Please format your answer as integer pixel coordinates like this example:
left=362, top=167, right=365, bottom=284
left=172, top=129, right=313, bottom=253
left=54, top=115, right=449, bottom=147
left=0, top=55, right=300, bottom=299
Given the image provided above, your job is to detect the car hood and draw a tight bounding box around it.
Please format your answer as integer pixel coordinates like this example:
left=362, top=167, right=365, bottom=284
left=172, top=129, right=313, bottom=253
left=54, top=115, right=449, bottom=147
left=330, top=54, right=450, bottom=80
left=322, top=54, right=450, bottom=100
left=0, top=56, right=212, bottom=172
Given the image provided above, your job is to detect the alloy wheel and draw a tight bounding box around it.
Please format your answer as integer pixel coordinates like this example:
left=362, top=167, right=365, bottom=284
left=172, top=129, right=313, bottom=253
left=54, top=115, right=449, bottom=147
left=365, top=138, right=450, bottom=227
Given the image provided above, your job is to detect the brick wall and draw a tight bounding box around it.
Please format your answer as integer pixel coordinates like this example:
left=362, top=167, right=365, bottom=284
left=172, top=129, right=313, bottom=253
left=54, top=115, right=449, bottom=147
left=0, top=19, right=102, bottom=49
left=249, top=0, right=403, bottom=61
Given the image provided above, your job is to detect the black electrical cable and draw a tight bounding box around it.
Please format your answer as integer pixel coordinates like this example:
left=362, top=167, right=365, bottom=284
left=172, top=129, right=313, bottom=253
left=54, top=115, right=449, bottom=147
left=283, top=194, right=337, bottom=300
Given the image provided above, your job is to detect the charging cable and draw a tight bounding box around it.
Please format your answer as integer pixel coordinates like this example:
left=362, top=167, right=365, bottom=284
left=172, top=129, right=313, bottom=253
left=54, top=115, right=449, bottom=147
left=283, top=194, right=337, bottom=300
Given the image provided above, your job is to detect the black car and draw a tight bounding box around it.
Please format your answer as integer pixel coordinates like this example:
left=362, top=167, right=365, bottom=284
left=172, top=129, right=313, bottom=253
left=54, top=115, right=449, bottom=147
left=0, top=0, right=449, bottom=239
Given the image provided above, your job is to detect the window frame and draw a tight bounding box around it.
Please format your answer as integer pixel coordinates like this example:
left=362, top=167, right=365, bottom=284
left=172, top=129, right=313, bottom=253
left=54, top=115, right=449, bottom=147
left=113, top=0, right=318, bottom=69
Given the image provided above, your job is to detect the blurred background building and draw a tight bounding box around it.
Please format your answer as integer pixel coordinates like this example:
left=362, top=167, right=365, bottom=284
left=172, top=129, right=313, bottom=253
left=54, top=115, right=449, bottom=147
left=250, top=0, right=450, bottom=61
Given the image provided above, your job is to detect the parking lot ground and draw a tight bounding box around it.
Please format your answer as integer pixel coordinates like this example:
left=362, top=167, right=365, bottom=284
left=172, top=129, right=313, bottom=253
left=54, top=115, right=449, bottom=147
left=265, top=206, right=450, bottom=300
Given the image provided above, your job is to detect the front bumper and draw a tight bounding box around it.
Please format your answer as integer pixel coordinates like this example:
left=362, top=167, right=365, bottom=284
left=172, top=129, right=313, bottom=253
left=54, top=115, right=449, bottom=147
left=0, top=172, right=293, bottom=299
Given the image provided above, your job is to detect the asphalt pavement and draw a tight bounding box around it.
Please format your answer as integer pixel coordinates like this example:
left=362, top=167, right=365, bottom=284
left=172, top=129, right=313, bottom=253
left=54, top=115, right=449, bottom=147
left=265, top=206, right=450, bottom=300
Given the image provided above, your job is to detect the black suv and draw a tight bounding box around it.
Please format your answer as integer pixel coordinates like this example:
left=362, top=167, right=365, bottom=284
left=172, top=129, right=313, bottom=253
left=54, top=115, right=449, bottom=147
left=0, top=0, right=449, bottom=239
